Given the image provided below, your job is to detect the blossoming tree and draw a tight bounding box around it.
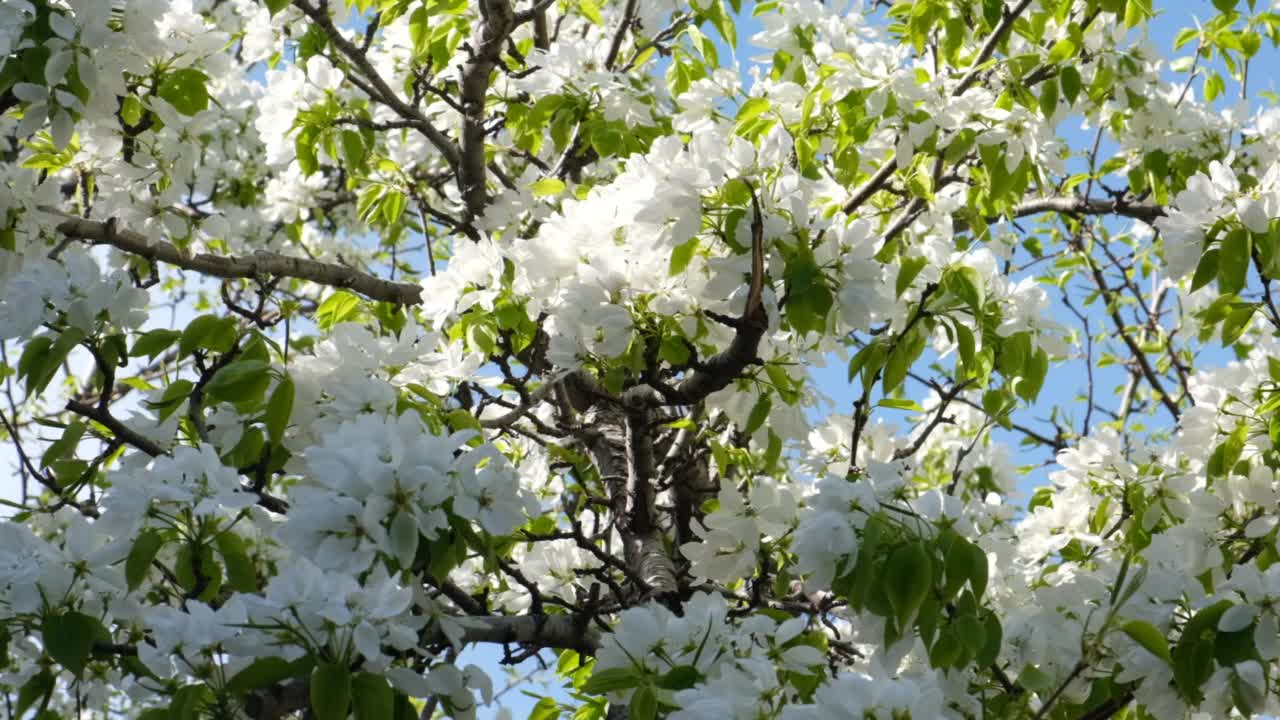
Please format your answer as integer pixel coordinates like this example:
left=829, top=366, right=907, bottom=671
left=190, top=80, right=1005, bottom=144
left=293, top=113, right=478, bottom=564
left=4, top=0, right=1280, bottom=717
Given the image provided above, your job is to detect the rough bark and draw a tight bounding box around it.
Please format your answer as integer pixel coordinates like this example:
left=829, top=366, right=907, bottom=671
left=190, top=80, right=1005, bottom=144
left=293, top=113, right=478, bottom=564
left=49, top=211, right=423, bottom=305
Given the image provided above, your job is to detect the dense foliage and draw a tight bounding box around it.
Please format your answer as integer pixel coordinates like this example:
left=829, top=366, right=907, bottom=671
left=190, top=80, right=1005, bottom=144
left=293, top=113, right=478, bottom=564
left=4, top=0, right=1280, bottom=717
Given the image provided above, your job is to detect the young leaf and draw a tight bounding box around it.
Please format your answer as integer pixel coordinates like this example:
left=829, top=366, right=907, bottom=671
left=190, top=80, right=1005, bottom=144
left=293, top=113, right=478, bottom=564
left=227, top=657, right=298, bottom=694
left=310, top=662, right=352, bottom=720
left=883, top=541, right=932, bottom=629
left=1122, top=619, right=1172, bottom=662
left=581, top=667, right=639, bottom=694
left=130, top=329, right=182, bottom=360
left=158, top=68, right=210, bottom=116
left=42, top=611, right=101, bottom=676
left=1218, top=228, right=1251, bottom=295
left=895, top=256, right=928, bottom=298
left=264, top=375, right=295, bottom=445
left=630, top=686, right=657, bottom=720
left=126, top=529, right=165, bottom=591
left=745, top=393, right=772, bottom=434
left=204, top=360, right=271, bottom=405
left=215, top=531, right=257, bottom=593
left=352, top=672, right=395, bottom=720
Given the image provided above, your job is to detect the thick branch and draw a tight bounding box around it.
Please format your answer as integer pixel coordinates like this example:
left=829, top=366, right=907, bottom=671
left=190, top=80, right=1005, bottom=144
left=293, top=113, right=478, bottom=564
left=665, top=189, right=768, bottom=405
left=458, top=0, right=518, bottom=226
left=622, top=397, right=677, bottom=596
left=1004, top=196, right=1165, bottom=225
left=424, top=613, right=600, bottom=652
left=51, top=212, right=423, bottom=305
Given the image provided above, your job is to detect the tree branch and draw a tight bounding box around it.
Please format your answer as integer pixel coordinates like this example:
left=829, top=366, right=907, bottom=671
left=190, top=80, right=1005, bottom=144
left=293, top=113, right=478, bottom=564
left=662, top=187, right=768, bottom=405
left=49, top=211, right=423, bottom=306
left=458, top=0, right=518, bottom=228
left=293, top=0, right=460, bottom=171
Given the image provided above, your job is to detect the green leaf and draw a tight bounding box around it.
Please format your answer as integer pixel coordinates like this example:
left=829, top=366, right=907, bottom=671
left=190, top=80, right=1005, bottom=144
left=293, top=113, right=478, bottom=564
left=968, top=542, right=989, bottom=599
left=1190, top=247, right=1220, bottom=293
left=216, top=532, right=257, bottom=593
left=1039, top=77, right=1059, bottom=118
left=954, top=321, right=976, bottom=374
left=955, top=613, right=987, bottom=654
left=884, top=541, right=932, bottom=629
left=1059, top=66, right=1082, bottom=105
left=529, top=696, right=562, bottom=720
left=581, top=667, right=639, bottom=694
left=125, top=529, right=165, bottom=591
left=976, top=610, right=1003, bottom=667
left=844, top=513, right=886, bottom=611
left=264, top=375, right=295, bottom=445
left=929, top=630, right=961, bottom=668
left=1122, top=620, right=1171, bottom=662
left=882, top=325, right=925, bottom=394
left=408, top=7, right=430, bottom=58
left=944, top=266, right=985, bottom=318
left=316, top=291, right=361, bottom=331
left=157, top=68, right=210, bottom=116
left=1215, top=621, right=1258, bottom=668
left=847, top=340, right=887, bottom=384
left=1047, top=38, right=1077, bottom=63
left=227, top=657, right=298, bottom=694
left=1204, top=71, right=1225, bottom=102
left=1018, top=664, right=1055, bottom=692
left=41, top=420, right=85, bottom=468
left=352, top=672, right=395, bottom=720
left=878, top=398, right=923, bottom=411
left=1221, top=304, right=1257, bottom=345
left=735, top=97, right=770, bottom=126
left=895, top=256, right=928, bottom=298
left=131, top=328, right=182, bottom=360
left=179, top=314, right=237, bottom=357
left=265, top=0, right=290, bottom=16
left=310, top=662, right=352, bottom=720
left=381, top=191, right=407, bottom=226
left=630, top=686, right=657, bottom=720
left=998, top=332, right=1030, bottom=378
left=656, top=665, right=701, bottom=691
left=23, top=328, right=83, bottom=396
left=745, top=393, right=772, bottom=434
left=1218, top=228, right=1251, bottom=295
left=703, top=0, right=737, bottom=48
left=1017, top=347, right=1049, bottom=403
left=1173, top=600, right=1231, bottom=701
left=669, top=237, right=698, bottom=276
left=42, top=611, right=100, bottom=676
left=170, top=684, right=211, bottom=720
left=1219, top=423, right=1248, bottom=477
left=15, top=670, right=54, bottom=720
left=340, top=129, right=367, bottom=170
left=295, top=125, right=320, bottom=176
left=204, top=360, right=271, bottom=405
left=578, top=0, right=603, bottom=24
left=1124, top=0, right=1151, bottom=26
left=531, top=178, right=566, bottom=197
left=943, top=537, right=973, bottom=601
left=589, top=125, right=623, bottom=158
left=784, top=247, right=833, bottom=335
